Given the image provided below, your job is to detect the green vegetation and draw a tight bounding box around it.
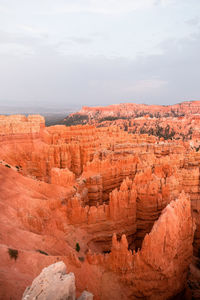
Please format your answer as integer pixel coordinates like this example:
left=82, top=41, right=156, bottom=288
left=78, top=256, right=84, bottom=262
left=139, top=124, right=175, bottom=140
left=63, top=114, right=89, bottom=126
left=5, top=164, right=11, bottom=168
left=8, top=248, right=18, bottom=261
left=15, top=165, right=22, bottom=171
left=36, top=249, right=49, bottom=256
left=75, top=242, right=80, bottom=252
left=124, top=124, right=128, bottom=131
left=98, top=116, right=128, bottom=123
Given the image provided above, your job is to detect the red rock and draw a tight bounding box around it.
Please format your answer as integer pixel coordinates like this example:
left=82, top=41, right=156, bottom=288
left=0, top=110, right=199, bottom=300
left=87, top=192, right=195, bottom=299
left=67, top=101, right=200, bottom=142
left=51, top=167, right=75, bottom=187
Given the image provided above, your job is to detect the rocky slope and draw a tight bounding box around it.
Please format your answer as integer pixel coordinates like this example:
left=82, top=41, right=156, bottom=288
left=63, top=101, right=200, bottom=143
left=72, top=101, right=200, bottom=120
left=0, top=109, right=199, bottom=299
left=87, top=192, right=194, bottom=300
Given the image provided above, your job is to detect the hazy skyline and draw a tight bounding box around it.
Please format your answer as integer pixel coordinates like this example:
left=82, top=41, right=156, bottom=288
left=0, top=0, right=200, bottom=109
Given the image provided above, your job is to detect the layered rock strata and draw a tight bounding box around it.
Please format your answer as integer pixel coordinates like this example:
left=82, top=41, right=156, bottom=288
left=65, top=101, right=200, bottom=142
left=74, top=101, right=200, bottom=120
left=66, top=177, right=137, bottom=252
left=0, top=112, right=199, bottom=300
left=87, top=192, right=195, bottom=299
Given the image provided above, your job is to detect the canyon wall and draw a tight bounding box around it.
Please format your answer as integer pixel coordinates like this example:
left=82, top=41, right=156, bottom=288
left=80, top=101, right=200, bottom=118
left=0, top=110, right=199, bottom=299
left=87, top=192, right=195, bottom=300
left=64, top=101, right=200, bottom=142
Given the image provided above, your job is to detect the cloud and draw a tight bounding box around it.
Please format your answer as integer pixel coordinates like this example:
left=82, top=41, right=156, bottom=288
left=67, top=36, right=93, bottom=44
left=185, top=17, right=200, bottom=26
left=54, top=36, right=94, bottom=55
left=0, top=0, right=173, bottom=18
left=0, top=43, right=34, bottom=56
left=128, top=79, right=168, bottom=93
left=0, top=24, right=49, bottom=45
left=0, top=27, right=49, bottom=56
left=35, top=0, right=171, bottom=15
left=1, top=25, right=198, bottom=106
left=0, top=4, right=10, bottom=13
left=19, top=25, right=48, bottom=39
left=0, top=0, right=199, bottom=107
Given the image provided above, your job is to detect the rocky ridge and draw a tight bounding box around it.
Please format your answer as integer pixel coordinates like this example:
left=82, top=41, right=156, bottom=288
left=0, top=109, right=199, bottom=299
left=64, top=101, right=200, bottom=143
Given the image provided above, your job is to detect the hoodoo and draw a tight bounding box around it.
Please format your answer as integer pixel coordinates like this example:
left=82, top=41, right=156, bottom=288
left=0, top=102, right=200, bottom=299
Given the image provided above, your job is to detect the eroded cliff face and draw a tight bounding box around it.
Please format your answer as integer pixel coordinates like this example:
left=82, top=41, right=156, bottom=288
left=64, top=101, right=200, bottom=142
left=79, top=101, right=200, bottom=118
left=60, top=101, right=200, bottom=129
left=66, top=177, right=137, bottom=253
left=87, top=192, right=194, bottom=299
left=0, top=111, right=199, bottom=300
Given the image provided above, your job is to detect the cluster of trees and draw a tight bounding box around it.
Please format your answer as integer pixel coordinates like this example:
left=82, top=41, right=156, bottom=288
left=134, top=110, right=185, bottom=119
left=170, top=110, right=185, bottom=117
left=98, top=116, right=128, bottom=123
left=178, top=127, right=193, bottom=141
left=130, top=124, right=194, bottom=141
left=63, top=114, right=89, bottom=126
left=138, top=124, right=176, bottom=140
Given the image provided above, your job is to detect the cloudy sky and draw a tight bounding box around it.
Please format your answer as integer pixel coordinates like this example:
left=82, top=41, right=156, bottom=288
left=0, top=0, right=199, bottom=109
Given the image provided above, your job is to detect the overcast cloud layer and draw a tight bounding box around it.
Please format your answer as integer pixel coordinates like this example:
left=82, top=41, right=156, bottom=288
left=0, top=0, right=199, bottom=108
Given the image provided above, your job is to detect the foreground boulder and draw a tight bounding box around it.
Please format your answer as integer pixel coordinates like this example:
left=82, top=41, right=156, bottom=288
left=77, top=291, right=93, bottom=300
left=22, top=261, right=93, bottom=300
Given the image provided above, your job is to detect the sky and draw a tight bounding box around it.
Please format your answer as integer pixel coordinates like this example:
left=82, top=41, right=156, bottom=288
left=0, top=0, right=200, bottom=109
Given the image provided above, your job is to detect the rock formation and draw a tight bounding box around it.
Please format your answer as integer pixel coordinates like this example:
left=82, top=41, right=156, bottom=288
left=64, top=101, right=200, bottom=142
left=51, top=167, right=75, bottom=187
left=0, top=104, right=199, bottom=299
left=22, top=261, right=93, bottom=300
left=22, top=262, right=76, bottom=300
left=66, top=177, right=137, bottom=252
left=75, top=101, right=200, bottom=119
left=87, top=192, right=195, bottom=299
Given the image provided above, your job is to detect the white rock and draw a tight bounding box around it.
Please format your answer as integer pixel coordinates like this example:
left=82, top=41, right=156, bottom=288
left=22, top=261, right=76, bottom=300
left=78, top=291, right=93, bottom=300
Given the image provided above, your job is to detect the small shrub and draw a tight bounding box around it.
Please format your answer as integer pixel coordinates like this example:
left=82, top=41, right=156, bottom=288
left=103, top=250, right=111, bottom=254
left=78, top=256, right=85, bottom=262
left=8, top=248, right=18, bottom=261
left=198, top=247, right=200, bottom=258
left=196, top=259, right=200, bottom=269
left=5, top=164, right=11, bottom=168
left=75, top=242, right=80, bottom=252
left=36, top=249, right=48, bottom=256
left=195, top=146, right=200, bottom=152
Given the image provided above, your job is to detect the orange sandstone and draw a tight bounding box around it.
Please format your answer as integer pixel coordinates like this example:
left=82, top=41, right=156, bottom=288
left=0, top=111, right=199, bottom=299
